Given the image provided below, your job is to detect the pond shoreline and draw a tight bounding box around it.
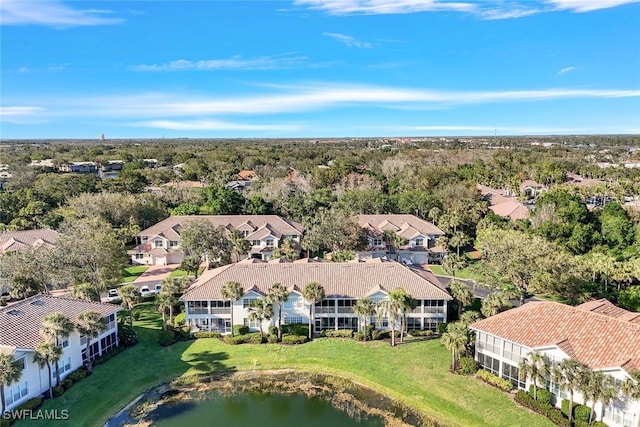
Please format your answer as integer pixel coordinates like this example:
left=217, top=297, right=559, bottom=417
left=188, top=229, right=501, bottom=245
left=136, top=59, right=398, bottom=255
left=106, top=369, right=444, bottom=427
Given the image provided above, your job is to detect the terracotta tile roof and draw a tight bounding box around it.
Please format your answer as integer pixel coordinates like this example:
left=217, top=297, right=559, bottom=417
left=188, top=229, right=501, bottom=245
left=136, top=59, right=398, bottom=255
left=138, top=215, right=303, bottom=238
left=470, top=301, right=640, bottom=371
left=0, top=229, right=61, bottom=255
left=577, top=299, right=640, bottom=323
left=245, top=225, right=279, bottom=240
left=181, top=259, right=452, bottom=302
left=477, top=184, right=512, bottom=206
left=0, top=295, right=120, bottom=350
left=489, top=201, right=529, bottom=221
left=237, top=170, right=258, bottom=180
left=355, top=215, right=444, bottom=237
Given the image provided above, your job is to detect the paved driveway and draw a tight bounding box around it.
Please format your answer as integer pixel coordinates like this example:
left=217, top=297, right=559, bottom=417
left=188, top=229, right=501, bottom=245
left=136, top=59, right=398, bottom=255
left=133, top=264, right=180, bottom=285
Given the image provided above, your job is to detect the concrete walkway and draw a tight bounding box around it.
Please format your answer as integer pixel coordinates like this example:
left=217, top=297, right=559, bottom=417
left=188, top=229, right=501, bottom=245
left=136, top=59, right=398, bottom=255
left=133, top=264, right=180, bottom=284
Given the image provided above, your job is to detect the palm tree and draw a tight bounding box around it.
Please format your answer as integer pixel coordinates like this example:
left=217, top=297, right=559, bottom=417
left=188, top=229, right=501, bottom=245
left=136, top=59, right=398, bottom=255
left=449, top=231, right=471, bottom=257
left=229, top=229, right=251, bottom=262
left=442, top=253, right=466, bottom=279
left=221, top=280, right=243, bottom=336
left=580, top=369, right=618, bottom=426
left=0, top=351, right=22, bottom=414
left=449, top=280, right=473, bottom=317
left=551, top=359, right=584, bottom=424
left=33, top=342, right=62, bottom=399
left=268, top=282, right=289, bottom=341
left=353, top=297, right=376, bottom=342
left=621, top=371, right=640, bottom=427
left=72, top=282, right=100, bottom=301
left=76, top=311, right=106, bottom=373
left=156, top=292, right=173, bottom=331
left=248, top=299, right=273, bottom=339
left=480, top=292, right=512, bottom=317
left=382, top=230, right=406, bottom=260
left=440, top=322, right=468, bottom=371
left=389, top=288, right=415, bottom=343
left=302, top=282, right=325, bottom=340
left=41, top=312, right=74, bottom=386
left=270, top=238, right=298, bottom=261
left=377, top=296, right=402, bottom=347
left=160, top=277, right=185, bottom=325
left=519, top=351, right=549, bottom=400
left=428, top=207, right=442, bottom=224
left=119, top=285, right=140, bottom=326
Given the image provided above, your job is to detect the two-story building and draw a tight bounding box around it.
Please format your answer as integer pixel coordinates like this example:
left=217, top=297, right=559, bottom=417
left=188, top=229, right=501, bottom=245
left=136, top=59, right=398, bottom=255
left=354, top=214, right=447, bottom=264
left=0, top=296, right=120, bottom=411
left=60, top=162, right=98, bottom=174
left=128, top=215, right=304, bottom=265
left=469, top=300, right=640, bottom=427
left=180, top=258, right=452, bottom=335
left=0, top=229, right=60, bottom=256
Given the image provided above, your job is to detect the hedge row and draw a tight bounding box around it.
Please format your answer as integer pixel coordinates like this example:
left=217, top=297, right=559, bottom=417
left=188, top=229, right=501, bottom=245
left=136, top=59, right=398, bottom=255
left=224, top=332, right=264, bottom=345
left=281, top=335, right=308, bottom=345
left=407, top=329, right=435, bottom=337
left=476, top=369, right=513, bottom=391
left=1, top=397, right=43, bottom=426
left=193, top=331, right=222, bottom=339
left=323, top=329, right=354, bottom=338
left=515, top=390, right=571, bottom=427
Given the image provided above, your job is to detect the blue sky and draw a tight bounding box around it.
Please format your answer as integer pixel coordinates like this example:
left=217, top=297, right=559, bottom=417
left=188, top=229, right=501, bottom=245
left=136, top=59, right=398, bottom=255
left=1, top=0, right=639, bottom=139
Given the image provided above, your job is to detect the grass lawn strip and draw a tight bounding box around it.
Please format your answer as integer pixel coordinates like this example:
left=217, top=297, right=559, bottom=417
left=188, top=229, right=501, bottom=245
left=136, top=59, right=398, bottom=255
left=19, top=303, right=553, bottom=427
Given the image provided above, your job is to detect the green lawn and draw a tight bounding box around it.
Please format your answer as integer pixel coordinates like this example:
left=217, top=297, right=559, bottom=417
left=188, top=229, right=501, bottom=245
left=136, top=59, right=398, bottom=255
left=22, top=304, right=553, bottom=427
left=120, top=266, right=149, bottom=283
left=428, top=264, right=479, bottom=281
left=169, top=267, right=204, bottom=278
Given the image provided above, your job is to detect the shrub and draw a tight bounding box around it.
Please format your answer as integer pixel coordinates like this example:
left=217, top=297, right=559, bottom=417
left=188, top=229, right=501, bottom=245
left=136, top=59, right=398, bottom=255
left=573, top=405, right=591, bottom=423
left=536, top=389, right=552, bottom=405
left=324, top=329, right=353, bottom=338
left=281, top=335, right=308, bottom=345
left=268, top=325, right=278, bottom=336
left=560, top=399, right=570, bottom=418
left=516, top=391, right=571, bottom=427
left=61, top=378, right=74, bottom=391
left=193, top=331, right=221, bottom=339
left=0, top=298, right=7, bottom=307
left=591, top=422, right=608, bottom=427
left=17, top=397, right=43, bottom=411
left=545, top=407, right=571, bottom=427
left=408, top=329, right=434, bottom=337
left=176, top=325, right=192, bottom=341
left=158, top=329, right=176, bottom=346
left=267, top=334, right=278, bottom=343
left=353, top=332, right=365, bottom=341
left=281, top=324, right=309, bottom=337
left=118, top=323, right=138, bottom=347
left=173, top=312, right=186, bottom=326
left=364, top=325, right=375, bottom=340
left=247, top=333, right=264, bottom=344
left=456, top=357, right=479, bottom=375
left=233, top=324, right=249, bottom=336
left=95, top=346, right=126, bottom=366
left=52, top=385, right=65, bottom=398
left=370, top=329, right=383, bottom=340
left=67, top=368, right=87, bottom=382
left=224, top=332, right=263, bottom=345
left=132, top=310, right=142, bottom=320
left=437, top=322, right=448, bottom=334
left=476, top=369, right=513, bottom=391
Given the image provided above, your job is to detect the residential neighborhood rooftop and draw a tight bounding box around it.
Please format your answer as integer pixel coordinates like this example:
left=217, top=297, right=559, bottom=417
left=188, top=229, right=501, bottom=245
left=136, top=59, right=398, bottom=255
left=355, top=214, right=445, bottom=237
left=181, top=258, right=452, bottom=301
left=0, top=295, right=119, bottom=350
left=0, top=228, right=61, bottom=255
left=470, top=300, right=640, bottom=371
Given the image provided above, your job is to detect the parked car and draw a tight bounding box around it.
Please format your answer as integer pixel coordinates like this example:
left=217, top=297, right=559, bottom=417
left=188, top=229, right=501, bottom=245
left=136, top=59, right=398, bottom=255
left=106, top=289, right=120, bottom=302
left=140, top=286, right=152, bottom=297
left=154, top=284, right=162, bottom=294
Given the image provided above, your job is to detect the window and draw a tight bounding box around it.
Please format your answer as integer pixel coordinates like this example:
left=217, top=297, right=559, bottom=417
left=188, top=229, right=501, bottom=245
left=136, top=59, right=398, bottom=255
left=141, top=237, right=148, bottom=242
left=153, top=239, right=163, bottom=248
left=284, top=296, right=303, bottom=310
left=423, top=317, right=442, bottom=331
left=406, top=317, right=421, bottom=329
left=240, top=230, right=249, bottom=238
left=244, top=318, right=261, bottom=329
left=15, top=357, right=26, bottom=371
left=5, top=382, right=28, bottom=406
left=501, top=362, right=525, bottom=389
left=135, top=254, right=144, bottom=260
left=62, top=337, right=69, bottom=348
left=373, top=238, right=383, bottom=247
left=250, top=240, right=260, bottom=246
left=170, top=241, right=179, bottom=247
left=284, top=317, right=304, bottom=324
left=477, top=353, right=500, bottom=376
left=265, top=238, right=274, bottom=248
left=414, top=238, right=424, bottom=247
left=243, top=298, right=258, bottom=308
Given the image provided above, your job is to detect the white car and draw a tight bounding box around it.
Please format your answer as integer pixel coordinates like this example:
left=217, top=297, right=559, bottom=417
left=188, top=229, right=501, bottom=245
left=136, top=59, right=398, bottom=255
left=106, top=289, right=120, bottom=302
left=140, top=286, right=152, bottom=297
left=154, top=284, right=162, bottom=294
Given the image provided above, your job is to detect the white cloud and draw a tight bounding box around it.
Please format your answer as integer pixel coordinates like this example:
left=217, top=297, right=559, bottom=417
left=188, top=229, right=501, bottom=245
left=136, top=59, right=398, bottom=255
left=323, top=32, right=373, bottom=48
left=0, top=106, right=47, bottom=124
left=0, top=0, right=124, bottom=27
left=14, top=84, right=640, bottom=120
left=557, top=66, right=579, bottom=75
left=295, top=0, right=639, bottom=17
left=546, top=0, right=640, bottom=12
left=133, top=120, right=302, bottom=132
left=134, top=54, right=308, bottom=71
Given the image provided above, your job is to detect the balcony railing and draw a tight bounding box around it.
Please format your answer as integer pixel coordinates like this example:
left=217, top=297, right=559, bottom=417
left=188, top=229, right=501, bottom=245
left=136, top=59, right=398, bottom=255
left=187, top=308, right=208, bottom=315
left=210, top=308, right=229, bottom=315
left=315, top=307, right=335, bottom=314
left=337, top=307, right=353, bottom=314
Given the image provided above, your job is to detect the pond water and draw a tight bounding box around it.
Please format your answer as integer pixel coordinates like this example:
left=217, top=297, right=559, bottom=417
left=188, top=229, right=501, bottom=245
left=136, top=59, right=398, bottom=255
left=153, top=392, right=385, bottom=427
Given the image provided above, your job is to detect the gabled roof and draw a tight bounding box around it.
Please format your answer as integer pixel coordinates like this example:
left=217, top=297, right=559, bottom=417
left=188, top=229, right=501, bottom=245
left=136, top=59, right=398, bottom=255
left=356, top=215, right=444, bottom=237
left=0, top=295, right=120, bottom=350
left=577, top=299, right=640, bottom=323
left=245, top=224, right=279, bottom=240
left=181, top=259, right=452, bottom=301
left=489, top=201, right=529, bottom=221
left=0, top=229, right=61, bottom=255
left=137, top=215, right=303, bottom=239
left=470, top=301, right=640, bottom=371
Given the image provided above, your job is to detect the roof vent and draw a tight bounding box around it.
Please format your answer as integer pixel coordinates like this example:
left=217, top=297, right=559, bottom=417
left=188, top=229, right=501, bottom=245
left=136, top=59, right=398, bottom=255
left=7, top=309, right=21, bottom=316
left=30, top=300, right=45, bottom=306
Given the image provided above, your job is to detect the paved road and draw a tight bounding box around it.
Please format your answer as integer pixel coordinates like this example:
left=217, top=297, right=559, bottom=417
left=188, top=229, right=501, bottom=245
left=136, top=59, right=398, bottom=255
left=434, top=275, right=541, bottom=306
